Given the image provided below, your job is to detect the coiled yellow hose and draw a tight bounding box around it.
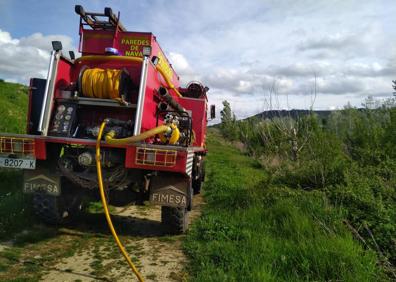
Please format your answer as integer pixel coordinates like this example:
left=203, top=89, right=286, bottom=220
left=82, top=68, right=123, bottom=99
left=77, top=55, right=182, bottom=98
left=96, top=121, right=144, bottom=282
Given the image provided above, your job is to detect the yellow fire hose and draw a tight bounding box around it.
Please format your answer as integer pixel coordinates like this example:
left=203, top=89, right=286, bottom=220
left=96, top=121, right=144, bottom=282
left=155, top=66, right=182, bottom=97
left=106, top=124, right=169, bottom=145
left=82, top=68, right=123, bottom=99
left=96, top=121, right=179, bottom=281
left=86, top=53, right=185, bottom=280
left=77, top=55, right=182, bottom=98
left=105, top=124, right=180, bottom=145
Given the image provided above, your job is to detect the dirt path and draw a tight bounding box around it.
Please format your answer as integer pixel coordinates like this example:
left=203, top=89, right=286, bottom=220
left=0, top=195, right=204, bottom=282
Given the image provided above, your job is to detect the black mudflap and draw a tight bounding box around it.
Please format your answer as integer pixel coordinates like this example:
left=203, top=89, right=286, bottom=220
left=149, top=172, right=191, bottom=209
left=23, top=168, right=61, bottom=196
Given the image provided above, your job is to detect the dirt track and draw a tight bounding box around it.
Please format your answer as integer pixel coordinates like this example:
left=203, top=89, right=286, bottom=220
left=0, top=195, right=203, bottom=281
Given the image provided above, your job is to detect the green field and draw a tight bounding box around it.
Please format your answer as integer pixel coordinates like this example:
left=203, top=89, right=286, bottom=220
left=185, top=129, right=385, bottom=281
left=188, top=98, right=395, bottom=281
left=0, top=80, right=28, bottom=134
left=0, top=81, right=34, bottom=240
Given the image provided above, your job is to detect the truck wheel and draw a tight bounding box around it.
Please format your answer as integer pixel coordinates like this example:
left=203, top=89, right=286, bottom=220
left=33, top=193, right=69, bottom=224
left=161, top=206, right=189, bottom=234
left=192, top=159, right=205, bottom=195
left=32, top=180, right=83, bottom=225
left=192, top=178, right=202, bottom=195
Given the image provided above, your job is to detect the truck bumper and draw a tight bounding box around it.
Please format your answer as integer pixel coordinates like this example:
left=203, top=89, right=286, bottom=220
left=0, top=133, right=204, bottom=177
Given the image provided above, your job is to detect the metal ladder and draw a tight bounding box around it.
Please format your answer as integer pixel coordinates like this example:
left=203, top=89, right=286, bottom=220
left=75, top=5, right=126, bottom=31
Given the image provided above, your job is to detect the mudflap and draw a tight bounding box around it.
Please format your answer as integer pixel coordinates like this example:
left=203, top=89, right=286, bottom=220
left=149, top=172, right=192, bottom=209
left=23, top=168, right=61, bottom=196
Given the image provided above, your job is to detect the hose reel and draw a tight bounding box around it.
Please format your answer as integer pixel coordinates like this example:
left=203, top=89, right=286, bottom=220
left=186, top=81, right=208, bottom=98
left=78, top=67, right=134, bottom=100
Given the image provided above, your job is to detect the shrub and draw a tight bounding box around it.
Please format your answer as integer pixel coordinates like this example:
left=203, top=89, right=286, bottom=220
left=218, top=100, right=396, bottom=274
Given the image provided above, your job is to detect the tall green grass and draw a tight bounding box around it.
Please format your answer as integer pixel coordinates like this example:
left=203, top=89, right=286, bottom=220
left=217, top=101, right=396, bottom=273
left=0, top=171, right=34, bottom=239
left=0, top=80, right=28, bottom=133
left=0, top=81, right=32, bottom=239
left=185, top=130, right=383, bottom=281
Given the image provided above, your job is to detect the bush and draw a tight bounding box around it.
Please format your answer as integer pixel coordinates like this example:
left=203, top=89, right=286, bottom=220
left=218, top=101, right=396, bottom=275
left=328, top=163, right=396, bottom=263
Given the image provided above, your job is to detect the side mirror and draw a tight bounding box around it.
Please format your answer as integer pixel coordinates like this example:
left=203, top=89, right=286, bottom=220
left=210, top=105, right=216, bottom=119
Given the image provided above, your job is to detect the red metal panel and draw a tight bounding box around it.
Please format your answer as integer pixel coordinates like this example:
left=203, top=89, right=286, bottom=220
left=149, top=35, right=180, bottom=89
left=140, top=63, right=161, bottom=132
left=79, top=29, right=180, bottom=89
left=54, top=57, right=73, bottom=99
left=117, top=32, right=152, bottom=57
left=81, top=30, right=115, bottom=55
left=178, top=97, right=207, bottom=147
left=125, top=146, right=188, bottom=174
left=34, top=139, right=46, bottom=160
left=82, top=30, right=152, bottom=57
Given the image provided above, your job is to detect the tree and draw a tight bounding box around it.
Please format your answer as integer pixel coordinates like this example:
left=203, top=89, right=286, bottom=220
left=220, top=100, right=237, bottom=139
left=220, top=100, right=233, bottom=125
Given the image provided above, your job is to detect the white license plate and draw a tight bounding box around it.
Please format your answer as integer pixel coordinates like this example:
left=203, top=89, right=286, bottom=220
left=0, top=157, right=36, bottom=169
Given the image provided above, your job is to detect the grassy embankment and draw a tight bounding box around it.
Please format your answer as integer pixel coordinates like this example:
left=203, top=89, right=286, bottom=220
left=0, top=81, right=33, bottom=240
left=185, top=129, right=385, bottom=281
left=0, top=80, right=28, bottom=134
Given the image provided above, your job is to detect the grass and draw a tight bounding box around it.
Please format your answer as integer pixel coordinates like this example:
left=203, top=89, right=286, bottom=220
left=0, top=81, right=33, bottom=241
left=0, top=82, right=47, bottom=280
left=87, top=201, right=116, bottom=214
left=0, top=170, right=35, bottom=240
left=184, top=129, right=383, bottom=281
left=0, top=80, right=28, bottom=134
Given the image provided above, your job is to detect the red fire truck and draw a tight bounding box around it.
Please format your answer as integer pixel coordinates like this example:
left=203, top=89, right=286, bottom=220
left=0, top=6, right=214, bottom=234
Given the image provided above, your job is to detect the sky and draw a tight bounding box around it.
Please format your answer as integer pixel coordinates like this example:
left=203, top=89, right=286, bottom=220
left=0, top=0, right=395, bottom=121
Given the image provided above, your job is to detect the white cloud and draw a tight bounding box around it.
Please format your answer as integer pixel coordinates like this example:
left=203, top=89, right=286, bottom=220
left=298, top=32, right=359, bottom=51
left=2, top=0, right=396, bottom=121
left=167, top=52, right=201, bottom=84
left=0, top=30, right=17, bottom=45
left=19, top=33, right=74, bottom=52
left=0, top=29, right=75, bottom=83
left=168, top=52, right=190, bottom=72
left=144, top=0, right=396, bottom=118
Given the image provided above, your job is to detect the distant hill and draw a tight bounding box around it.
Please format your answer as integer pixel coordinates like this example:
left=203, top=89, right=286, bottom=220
left=210, top=109, right=334, bottom=127
left=0, top=81, right=28, bottom=133
left=250, top=109, right=333, bottom=120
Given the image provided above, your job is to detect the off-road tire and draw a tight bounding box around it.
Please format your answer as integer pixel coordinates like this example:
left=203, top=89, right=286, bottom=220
left=33, top=193, right=69, bottom=224
left=192, top=178, right=202, bottom=195
left=32, top=183, right=83, bottom=225
left=161, top=206, right=189, bottom=234
left=192, top=159, right=205, bottom=195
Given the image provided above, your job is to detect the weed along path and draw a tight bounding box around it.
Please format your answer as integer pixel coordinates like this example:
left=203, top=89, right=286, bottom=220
left=0, top=193, right=204, bottom=282
left=184, top=129, right=385, bottom=281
